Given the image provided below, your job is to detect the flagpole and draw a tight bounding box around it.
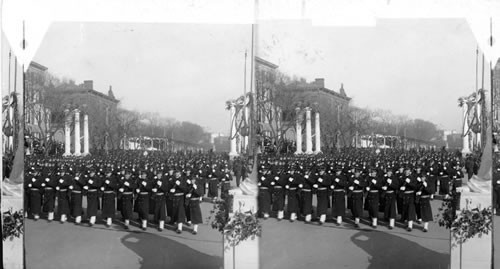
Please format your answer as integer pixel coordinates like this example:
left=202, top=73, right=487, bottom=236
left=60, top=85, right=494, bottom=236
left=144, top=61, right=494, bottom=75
left=249, top=23, right=256, bottom=155
left=7, top=50, right=12, bottom=153
left=12, top=56, right=17, bottom=152
left=243, top=50, right=249, bottom=154
left=489, top=17, right=495, bottom=269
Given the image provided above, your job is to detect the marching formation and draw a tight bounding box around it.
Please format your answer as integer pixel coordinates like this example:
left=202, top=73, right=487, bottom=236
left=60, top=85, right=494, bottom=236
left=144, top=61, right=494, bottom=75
left=257, top=148, right=465, bottom=232
left=24, top=147, right=469, bottom=235
left=24, top=151, right=240, bottom=234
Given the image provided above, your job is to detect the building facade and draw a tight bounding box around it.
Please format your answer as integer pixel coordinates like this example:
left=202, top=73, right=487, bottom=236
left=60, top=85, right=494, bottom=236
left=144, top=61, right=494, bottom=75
left=493, top=58, right=500, bottom=133
left=281, top=78, right=351, bottom=150
left=53, top=80, right=120, bottom=151
left=25, top=62, right=51, bottom=141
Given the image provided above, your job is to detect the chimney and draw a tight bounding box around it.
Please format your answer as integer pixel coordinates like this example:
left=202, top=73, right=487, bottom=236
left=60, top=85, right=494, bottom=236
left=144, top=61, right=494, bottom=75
left=339, top=83, right=347, bottom=96
left=314, top=78, right=325, bottom=88
left=108, top=85, right=116, bottom=99
left=83, top=80, right=93, bottom=90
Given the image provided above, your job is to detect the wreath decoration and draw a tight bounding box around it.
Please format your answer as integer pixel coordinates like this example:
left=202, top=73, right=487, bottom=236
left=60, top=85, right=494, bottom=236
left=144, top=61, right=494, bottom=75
left=3, top=208, right=24, bottom=241
left=208, top=194, right=262, bottom=250
left=437, top=194, right=492, bottom=247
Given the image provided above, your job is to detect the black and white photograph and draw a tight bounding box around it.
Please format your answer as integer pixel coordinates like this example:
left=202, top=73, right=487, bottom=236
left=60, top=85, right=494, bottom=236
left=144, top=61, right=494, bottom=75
left=1, top=1, right=499, bottom=269
left=254, top=19, right=494, bottom=269
left=493, top=54, right=500, bottom=268
left=19, top=22, right=253, bottom=269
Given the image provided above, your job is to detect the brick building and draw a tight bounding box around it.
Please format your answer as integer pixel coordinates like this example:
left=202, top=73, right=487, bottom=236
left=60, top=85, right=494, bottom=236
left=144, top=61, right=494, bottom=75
left=253, top=55, right=352, bottom=151
left=52, top=80, right=120, bottom=151
left=285, top=79, right=351, bottom=113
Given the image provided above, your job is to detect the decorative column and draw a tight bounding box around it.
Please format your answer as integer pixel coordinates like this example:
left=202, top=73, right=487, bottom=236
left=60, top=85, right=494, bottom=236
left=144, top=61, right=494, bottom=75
left=243, top=106, right=249, bottom=152
left=83, top=114, right=90, bottom=155
left=305, top=107, right=313, bottom=154
left=314, top=111, right=321, bottom=154
left=476, top=102, right=481, bottom=149
left=73, top=109, right=81, bottom=156
left=63, top=109, right=71, bottom=156
left=229, top=104, right=238, bottom=157
left=8, top=104, right=13, bottom=151
left=295, top=107, right=303, bottom=154
left=461, top=103, right=471, bottom=155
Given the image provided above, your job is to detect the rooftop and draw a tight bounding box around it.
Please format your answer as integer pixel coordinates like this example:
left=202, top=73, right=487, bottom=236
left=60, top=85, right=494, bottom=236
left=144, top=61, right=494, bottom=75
left=255, top=56, right=279, bottom=69
left=55, top=80, right=119, bottom=103
left=286, top=78, right=351, bottom=101
left=29, top=61, right=48, bottom=72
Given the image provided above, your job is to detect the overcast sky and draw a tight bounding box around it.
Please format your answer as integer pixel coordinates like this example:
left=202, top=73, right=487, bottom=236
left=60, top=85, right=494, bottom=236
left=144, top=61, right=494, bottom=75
left=31, top=19, right=489, bottom=134
left=33, top=22, right=252, bottom=135
left=258, top=19, right=490, bottom=132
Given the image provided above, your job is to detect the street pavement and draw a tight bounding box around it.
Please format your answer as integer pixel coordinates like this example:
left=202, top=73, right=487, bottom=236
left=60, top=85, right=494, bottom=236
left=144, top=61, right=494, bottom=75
left=25, top=202, right=223, bottom=269
left=260, top=199, right=451, bottom=269
left=495, top=215, right=500, bottom=269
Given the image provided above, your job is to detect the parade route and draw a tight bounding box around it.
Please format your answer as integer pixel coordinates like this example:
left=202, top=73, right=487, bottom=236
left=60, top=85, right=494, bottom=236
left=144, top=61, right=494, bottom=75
left=495, top=215, right=500, bottom=268
left=260, top=200, right=450, bottom=269
left=25, top=202, right=223, bottom=269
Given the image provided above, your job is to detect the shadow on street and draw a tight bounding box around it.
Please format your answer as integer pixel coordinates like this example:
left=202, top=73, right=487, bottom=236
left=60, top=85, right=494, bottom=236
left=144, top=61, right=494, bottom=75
left=351, top=231, right=449, bottom=269
left=121, top=231, right=222, bottom=269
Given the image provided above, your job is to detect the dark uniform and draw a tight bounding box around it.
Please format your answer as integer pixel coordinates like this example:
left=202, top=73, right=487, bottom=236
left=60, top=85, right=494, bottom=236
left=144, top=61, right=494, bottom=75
left=257, top=166, right=272, bottom=218
left=364, top=169, right=382, bottom=227
left=331, top=167, right=348, bottom=224
left=415, top=176, right=433, bottom=232
left=55, top=169, right=72, bottom=223
left=399, top=169, right=418, bottom=231
left=152, top=171, right=169, bottom=231
left=41, top=166, right=57, bottom=221
left=219, top=168, right=232, bottom=200
left=26, top=167, right=43, bottom=219
left=136, top=171, right=154, bottom=230
left=101, top=169, right=119, bottom=227
left=165, top=168, right=175, bottom=222
left=207, top=166, right=219, bottom=200
left=313, top=167, right=331, bottom=224
left=118, top=170, right=137, bottom=229
left=69, top=170, right=85, bottom=224
left=382, top=170, right=399, bottom=229
left=348, top=169, right=367, bottom=227
left=186, top=178, right=204, bottom=234
left=169, top=171, right=188, bottom=233
left=285, top=168, right=300, bottom=222
left=494, top=164, right=500, bottom=214
left=271, top=168, right=286, bottom=220
left=233, top=158, right=243, bottom=187
left=84, top=169, right=102, bottom=226
left=438, top=164, right=451, bottom=197
left=300, top=170, right=314, bottom=223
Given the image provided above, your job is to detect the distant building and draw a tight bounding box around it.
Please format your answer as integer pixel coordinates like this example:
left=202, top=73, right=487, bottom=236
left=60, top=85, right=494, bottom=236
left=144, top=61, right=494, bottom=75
left=213, top=134, right=230, bottom=152
left=281, top=78, right=351, bottom=148
left=285, top=78, right=351, bottom=109
left=25, top=62, right=51, bottom=140
left=55, top=80, right=119, bottom=115
left=494, top=59, right=500, bottom=132
left=255, top=56, right=352, bottom=150
left=52, top=80, right=120, bottom=150
left=255, top=56, right=280, bottom=137
left=446, top=132, right=463, bottom=150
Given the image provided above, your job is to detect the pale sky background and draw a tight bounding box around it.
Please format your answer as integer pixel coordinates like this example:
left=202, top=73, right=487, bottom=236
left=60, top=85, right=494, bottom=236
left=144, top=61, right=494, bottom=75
left=27, top=19, right=490, bottom=135
left=32, top=22, right=253, bottom=135
left=258, top=19, right=491, bottom=132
